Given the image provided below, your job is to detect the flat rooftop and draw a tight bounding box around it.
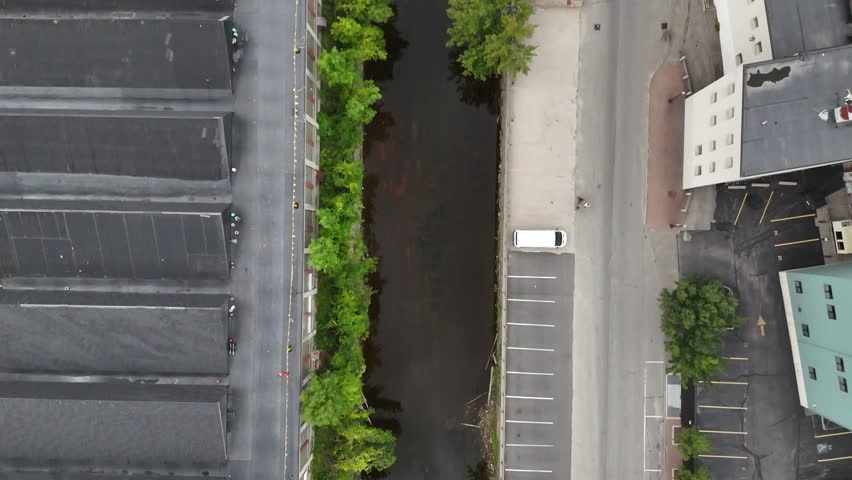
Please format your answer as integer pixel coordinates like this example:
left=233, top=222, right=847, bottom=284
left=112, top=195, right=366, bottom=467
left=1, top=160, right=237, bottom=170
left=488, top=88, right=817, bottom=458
left=741, top=45, right=852, bottom=178
left=0, top=0, right=235, bottom=15
left=0, top=111, right=231, bottom=181
left=0, top=382, right=227, bottom=469
left=0, top=210, right=228, bottom=279
left=0, top=290, right=229, bottom=375
left=0, top=18, right=232, bottom=91
left=764, top=0, right=851, bottom=59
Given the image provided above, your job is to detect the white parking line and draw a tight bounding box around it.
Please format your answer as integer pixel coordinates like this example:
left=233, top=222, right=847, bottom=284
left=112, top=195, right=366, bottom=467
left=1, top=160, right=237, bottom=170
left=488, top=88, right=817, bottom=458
left=506, top=444, right=555, bottom=448
left=508, top=298, right=556, bottom=304
left=507, top=395, right=554, bottom=400
left=508, top=275, right=557, bottom=279
left=507, top=371, right=555, bottom=376
left=508, top=322, right=555, bottom=327
left=508, top=346, right=555, bottom=352
left=506, top=419, right=554, bottom=425
left=506, top=468, right=553, bottom=473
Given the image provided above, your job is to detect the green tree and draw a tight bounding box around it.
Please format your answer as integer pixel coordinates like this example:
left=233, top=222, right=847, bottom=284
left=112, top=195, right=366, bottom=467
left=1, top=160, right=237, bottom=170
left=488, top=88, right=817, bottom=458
left=336, top=0, right=393, bottom=24
left=317, top=47, right=361, bottom=87
left=334, top=411, right=397, bottom=473
left=675, top=426, right=712, bottom=460
left=447, top=0, right=536, bottom=80
left=659, top=274, right=741, bottom=385
left=300, top=368, right=364, bottom=427
left=331, top=17, right=387, bottom=61
left=676, top=465, right=713, bottom=480
left=308, top=236, right=344, bottom=274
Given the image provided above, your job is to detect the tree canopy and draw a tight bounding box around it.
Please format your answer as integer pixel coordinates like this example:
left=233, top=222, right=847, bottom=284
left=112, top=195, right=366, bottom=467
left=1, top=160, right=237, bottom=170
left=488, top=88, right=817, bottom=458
left=446, top=0, right=536, bottom=80
left=659, top=274, right=741, bottom=385
left=675, top=426, right=712, bottom=461
left=676, top=465, right=713, bottom=480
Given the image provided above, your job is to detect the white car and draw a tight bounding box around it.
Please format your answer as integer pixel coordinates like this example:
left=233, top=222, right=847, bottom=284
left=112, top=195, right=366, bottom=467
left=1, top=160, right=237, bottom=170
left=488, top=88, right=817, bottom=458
left=513, top=229, right=567, bottom=248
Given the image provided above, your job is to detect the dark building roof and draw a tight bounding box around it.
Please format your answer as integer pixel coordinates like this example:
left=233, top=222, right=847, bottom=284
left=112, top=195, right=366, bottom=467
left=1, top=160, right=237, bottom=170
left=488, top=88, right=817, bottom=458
left=0, top=0, right=235, bottom=15
left=0, top=382, right=227, bottom=469
left=6, top=474, right=225, bottom=480
left=0, top=210, right=228, bottom=279
left=741, top=46, right=852, bottom=178
left=764, top=0, right=851, bottom=59
left=0, top=111, right=231, bottom=181
left=0, top=18, right=232, bottom=93
left=0, top=290, right=229, bottom=375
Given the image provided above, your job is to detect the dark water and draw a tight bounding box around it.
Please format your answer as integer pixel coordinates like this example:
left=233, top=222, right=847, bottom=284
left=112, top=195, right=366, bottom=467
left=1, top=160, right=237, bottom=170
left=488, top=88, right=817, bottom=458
left=362, top=0, right=499, bottom=478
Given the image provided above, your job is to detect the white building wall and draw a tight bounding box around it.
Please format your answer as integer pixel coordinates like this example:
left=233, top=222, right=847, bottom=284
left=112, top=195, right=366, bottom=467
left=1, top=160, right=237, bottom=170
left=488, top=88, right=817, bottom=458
left=682, top=67, right=745, bottom=189
left=716, top=0, right=773, bottom=74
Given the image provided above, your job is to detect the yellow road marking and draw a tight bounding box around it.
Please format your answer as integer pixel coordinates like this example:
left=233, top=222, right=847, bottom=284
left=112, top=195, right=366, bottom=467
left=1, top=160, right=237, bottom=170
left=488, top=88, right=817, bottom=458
left=699, top=405, right=748, bottom=410
left=699, top=429, right=748, bottom=435
left=818, top=455, right=852, bottom=463
left=699, top=454, right=749, bottom=460
left=815, top=431, right=852, bottom=439
left=722, top=357, right=749, bottom=361
left=758, top=190, right=774, bottom=224
left=734, top=193, right=748, bottom=226
left=770, top=213, right=816, bottom=223
left=774, top=238, right=820, bottom=248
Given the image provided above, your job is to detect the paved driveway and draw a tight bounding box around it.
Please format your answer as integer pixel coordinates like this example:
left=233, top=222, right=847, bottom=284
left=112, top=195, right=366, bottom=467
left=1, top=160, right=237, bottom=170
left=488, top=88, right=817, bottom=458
left=504, top=251, right=574, bottom=479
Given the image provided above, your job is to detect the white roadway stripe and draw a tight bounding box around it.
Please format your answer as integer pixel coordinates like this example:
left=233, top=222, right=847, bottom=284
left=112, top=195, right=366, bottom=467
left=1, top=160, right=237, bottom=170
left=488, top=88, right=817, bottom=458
left=508, top=322, right=556, bottom=327
left=508, top=298, right=556, bottom=303
left=507, top=371, right=555, bottom=376
left=507, top=395, right=554, bottom=400
left=505, top=468, right=553, bottom=473
left=506, top=444, right=555, bottom=448
left=508, top=275, right=557, bottom=279
left=507, top=346, right=555, bottom=352
left=506, top=419, right=554, bottom=425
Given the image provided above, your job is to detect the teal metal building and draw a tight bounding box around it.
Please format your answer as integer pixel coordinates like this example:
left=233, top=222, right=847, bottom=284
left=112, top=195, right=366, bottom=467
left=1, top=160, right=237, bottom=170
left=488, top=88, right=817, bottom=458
left=780, top=262, right=852, bottom=429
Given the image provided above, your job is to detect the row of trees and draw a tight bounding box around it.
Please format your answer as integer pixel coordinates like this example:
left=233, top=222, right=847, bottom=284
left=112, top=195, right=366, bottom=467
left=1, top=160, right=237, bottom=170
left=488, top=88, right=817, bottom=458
left=300, top=0, right=396, bottom=477
left=659, top=274, right=742, bottom=480
left=446, top=0, right=537, bottom=80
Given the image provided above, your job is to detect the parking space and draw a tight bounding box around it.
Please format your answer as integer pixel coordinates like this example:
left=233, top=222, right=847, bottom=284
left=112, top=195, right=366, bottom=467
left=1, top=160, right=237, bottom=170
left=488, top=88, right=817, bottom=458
left=503, top=251, right=574, bottom=478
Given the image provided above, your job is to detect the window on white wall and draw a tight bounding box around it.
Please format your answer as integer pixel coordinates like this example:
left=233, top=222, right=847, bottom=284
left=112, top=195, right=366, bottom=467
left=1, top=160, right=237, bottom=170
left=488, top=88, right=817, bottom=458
left=695, top=165, right=702, bottom=176
left=754, top=42, right=763, bottom=54
left=695, top=145, right=703, bottom=156
left=709, top=162, right=716, bottom=173
left=710, top=115, right=717, bottom=126
left=710, top=92, right=718, bottom=104
left=727, top=83, right=735, bottom=95
left=726, top=107, right=735, bottom=119
left=726, top=133, right=735, bottom=145
left=725, top=156, right=734, bottom=168
left=709, top=140, right=716, bottom=152
left=736, top=54, right=743, bottom=66
left=750, top=17, right=759, bottom=29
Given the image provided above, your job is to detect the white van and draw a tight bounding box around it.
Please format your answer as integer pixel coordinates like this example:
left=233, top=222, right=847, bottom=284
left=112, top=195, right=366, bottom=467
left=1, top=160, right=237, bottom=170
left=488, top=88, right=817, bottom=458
left=513, top=229, right=567, bottom=248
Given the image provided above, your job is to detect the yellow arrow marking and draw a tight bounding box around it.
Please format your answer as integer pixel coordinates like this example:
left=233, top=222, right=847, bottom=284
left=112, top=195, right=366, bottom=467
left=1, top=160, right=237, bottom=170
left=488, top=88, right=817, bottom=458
left=757, top=315, right=766, bottom=337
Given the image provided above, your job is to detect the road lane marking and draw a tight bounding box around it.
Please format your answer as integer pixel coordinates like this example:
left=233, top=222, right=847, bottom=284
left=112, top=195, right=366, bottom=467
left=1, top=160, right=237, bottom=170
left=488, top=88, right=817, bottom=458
left=507, top=395, right=554, bottom=400
left=506, top=468, right=553, bottom=473
left=699, top=429, right=748, bottom=435
left=506, top=444, right=554, bottom=447
left=818, top=455, right=852, bottom=463
left=770, top=213, right=816, bottom=223
left=815, top=431, right=852, bottom=439
left=734, top=192, right=748, bottom=226
left=758, top=190, right=774, bottom=224
left=774, top=238, right=820, bottom=248
left=722, top=356, right=749, bottom=361
left=507, top=371, right=554, bottom=376
left=508, top=322, right=555, bottom=327
left=699, top=405, right=748, bottom=410
left=508, top=275, right=557, bottom=279
left=699, top=454, right=748, bottom=460
left=645, top=415, right=663, bottom=419
left=646, top=360, right=665, bottom=364
left=701, top=380, right=748, bottom=385
left=508, top=298, right=556, bottom=303
left=508, top=346, right=555, bottom=352
left=506, top=419, right=553, bottom=425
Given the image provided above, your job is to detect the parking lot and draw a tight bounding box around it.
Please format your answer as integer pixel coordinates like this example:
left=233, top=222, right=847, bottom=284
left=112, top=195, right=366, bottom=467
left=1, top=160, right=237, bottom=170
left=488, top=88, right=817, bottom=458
left=678, top=167, right=852, bottom=480
left=503, top=251, right=573, bottom=478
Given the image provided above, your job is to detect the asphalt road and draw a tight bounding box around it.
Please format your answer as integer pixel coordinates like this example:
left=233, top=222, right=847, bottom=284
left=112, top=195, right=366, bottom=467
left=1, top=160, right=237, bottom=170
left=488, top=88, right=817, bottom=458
left=227, top=0, right=304, bottom=478
left=504, top=251, right=574, bottom=479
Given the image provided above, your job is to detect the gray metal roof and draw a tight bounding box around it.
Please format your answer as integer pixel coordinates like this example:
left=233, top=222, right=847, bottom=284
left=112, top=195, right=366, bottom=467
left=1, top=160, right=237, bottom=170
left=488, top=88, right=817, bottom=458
left=0, top=18, right=232, bottom=92
left=0, top=0, right=235, bottom=15
left=0, top=111, right=231, bottom=181
left=764, top=0, right=851, bottom=59
left=0, top=290, right=229, bottom=375
left=0, top=210, right=228, bottom=279
left=5, top=474, right=226, bottom=480
left=741, top=46, right=852, bottom=177
left=0, top=382, right=227, bottom=469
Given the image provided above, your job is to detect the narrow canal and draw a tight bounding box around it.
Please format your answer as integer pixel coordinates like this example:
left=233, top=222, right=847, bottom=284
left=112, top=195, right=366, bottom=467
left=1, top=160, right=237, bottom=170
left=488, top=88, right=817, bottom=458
left=362, top=0, right=499, bottom=477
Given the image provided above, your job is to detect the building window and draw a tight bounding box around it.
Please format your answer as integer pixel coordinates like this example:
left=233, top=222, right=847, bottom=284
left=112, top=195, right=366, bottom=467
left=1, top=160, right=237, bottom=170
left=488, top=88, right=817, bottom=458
left=828, top=304, right=837, bottom=320
left=802, top=324, right=810, bottom=337
left=694, top=165, right=702, bottom=176
left=709, top=162, right=716, bottom=173
left=727, top=83, right=736, bottom=95
left=840, top=377, right=848, bottom=393
left=794, top=280, right=803, bottom=293
left=754, top=42, right=763, bottom=54
left=725, top=133, right=735, bottom=145
left=837, top=356, right=845, bottom=372
left=809, top=366, right=817, bottom=380
left=825, top=284, right=833, bottom=299
left=750, top=17, right=759, bottom=30
left=725, top=156, right=734, bottom=169
left=710, top=92, right=718, bottom=104
left=709, top=140, right=717, bottom=152
left=735, top=53, right=743, bottom=66
left=695, top=145, right=703, bottom=156
left=710, top=115, right=717, bottom=126
left=797, top=306, right=802, bottom=312
left=726, top=107, right=735, bottom=119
